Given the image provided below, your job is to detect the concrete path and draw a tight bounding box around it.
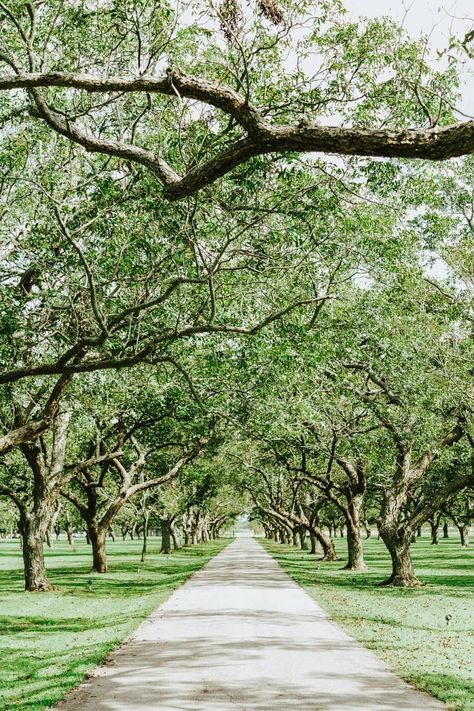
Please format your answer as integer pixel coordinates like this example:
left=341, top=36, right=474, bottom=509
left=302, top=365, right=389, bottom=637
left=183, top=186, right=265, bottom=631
left=54, top=538, right=444, bottom=710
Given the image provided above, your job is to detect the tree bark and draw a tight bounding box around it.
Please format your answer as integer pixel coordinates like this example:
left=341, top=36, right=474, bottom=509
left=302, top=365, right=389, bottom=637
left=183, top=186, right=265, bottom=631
left=88, top=524, right=108, bottom=573
left=320, top=537, right=337, bottom=561
left=306, top=512, right=337, bottom=561
left=15, top=411, right=71, bottom=590
left=309, top=531, right=318, bottom=555
left=141, top=528, right=148, bottom=562
left=20, top=515, right=54, bottom=592
left=160, top=518, right=171, bottom=554
left=458, top=524, right=470, bottom=547
left=3, top=70, right=474, bottom=204
left=310, top=526, right=338, bottom=561
left=380, top=528, right=421, bottom=586
left=430, top=521, right=440, bottom=544
left=65, top=516, right=73, bottom=545
left=298, top=527, right=308, bottom=550
left=344, top=524, right=368, bottom=571
left=170, top=522, right=181, bottom=550
left=341, top=494, right=367, bottom=570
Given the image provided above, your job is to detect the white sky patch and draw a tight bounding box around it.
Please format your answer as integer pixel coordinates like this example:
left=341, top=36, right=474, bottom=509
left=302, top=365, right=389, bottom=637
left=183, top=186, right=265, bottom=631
left=421, top=251, right=451, bottom=279
left=352, top=271, right=375, bottom=289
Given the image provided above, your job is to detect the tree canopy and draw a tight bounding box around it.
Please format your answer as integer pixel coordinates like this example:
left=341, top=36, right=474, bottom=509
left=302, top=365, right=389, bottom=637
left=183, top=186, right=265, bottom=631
left=0, top=0, right=473, bottom=591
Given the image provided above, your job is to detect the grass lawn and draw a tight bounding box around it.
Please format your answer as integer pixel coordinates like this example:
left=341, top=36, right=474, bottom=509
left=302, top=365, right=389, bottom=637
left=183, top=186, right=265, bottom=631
left=0, top=536, right=229, bottom=711
left=262, top=534, right=474, bottom=711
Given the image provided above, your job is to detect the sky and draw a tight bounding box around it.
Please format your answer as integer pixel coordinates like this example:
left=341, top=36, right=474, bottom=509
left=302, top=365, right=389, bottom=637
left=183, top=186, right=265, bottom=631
left=345, top=0, right=474, bottom=114
left=345, top=0, right=473, bottom=44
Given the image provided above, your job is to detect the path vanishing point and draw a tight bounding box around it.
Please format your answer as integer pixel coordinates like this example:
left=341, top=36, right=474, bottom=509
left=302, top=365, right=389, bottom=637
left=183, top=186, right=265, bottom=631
left=54, top=537, right=444, bottom=710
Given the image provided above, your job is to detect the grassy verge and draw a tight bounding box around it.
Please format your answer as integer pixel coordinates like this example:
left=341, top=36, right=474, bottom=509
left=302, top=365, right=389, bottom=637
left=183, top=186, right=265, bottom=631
left=261, top=535, right=474, bottom=711
left=0, top=536, right=229, bottom=711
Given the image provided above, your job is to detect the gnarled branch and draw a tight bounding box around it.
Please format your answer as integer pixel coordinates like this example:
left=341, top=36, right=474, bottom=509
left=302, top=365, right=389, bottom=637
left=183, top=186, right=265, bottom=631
left=0, top=70, right=472, bottom=200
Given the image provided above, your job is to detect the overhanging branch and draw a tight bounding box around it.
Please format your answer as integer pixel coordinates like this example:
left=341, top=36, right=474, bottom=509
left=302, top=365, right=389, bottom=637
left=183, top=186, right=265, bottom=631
left=0, top=70, right=472, bottom=200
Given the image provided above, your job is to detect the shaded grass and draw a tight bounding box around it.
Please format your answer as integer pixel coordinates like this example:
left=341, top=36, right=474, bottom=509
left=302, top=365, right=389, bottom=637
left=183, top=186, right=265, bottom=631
left=0, top=536, right=229, bottom=710
left=262, top=535, right=474, bottom=711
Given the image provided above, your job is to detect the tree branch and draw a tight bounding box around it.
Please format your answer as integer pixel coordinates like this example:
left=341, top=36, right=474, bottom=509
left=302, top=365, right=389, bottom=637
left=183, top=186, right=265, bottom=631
left=0, top=70, right=472, bottom=200
left=0, top=297, right=325, bottom=384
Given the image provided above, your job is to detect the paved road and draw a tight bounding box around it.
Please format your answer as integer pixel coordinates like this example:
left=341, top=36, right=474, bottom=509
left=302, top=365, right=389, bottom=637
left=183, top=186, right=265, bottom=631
left=54, top=538, right=444, bottom=710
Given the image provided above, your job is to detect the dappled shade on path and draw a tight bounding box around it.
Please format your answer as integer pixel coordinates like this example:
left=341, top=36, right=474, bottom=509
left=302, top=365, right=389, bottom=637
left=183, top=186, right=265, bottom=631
left=53, top=538, right=444, bottom=710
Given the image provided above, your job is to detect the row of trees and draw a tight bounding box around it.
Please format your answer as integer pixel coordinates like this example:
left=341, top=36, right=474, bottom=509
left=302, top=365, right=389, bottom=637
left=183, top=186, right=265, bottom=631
left=0, top=0, right=473, bottom=589
left=225, top=230, right=474, bottom=585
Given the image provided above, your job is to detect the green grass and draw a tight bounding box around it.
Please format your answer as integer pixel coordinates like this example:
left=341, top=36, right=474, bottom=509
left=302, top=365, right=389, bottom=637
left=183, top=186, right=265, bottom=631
left=261, top=534, right=474, bottom=711
left=0, top=536, right=229, bottom=711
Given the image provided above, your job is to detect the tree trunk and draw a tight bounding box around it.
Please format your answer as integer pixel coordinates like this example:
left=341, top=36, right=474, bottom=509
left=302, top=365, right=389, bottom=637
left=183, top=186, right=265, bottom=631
left=170, top=522, right=181, bottom=550
left=108, top=527, right=115, bottom=542
left=309, top=531, right=318, bottom=555
left=340, top=496, right=367, bottom=571
left=298, top=527, right=308, bottom=550
left=141, top=528, right=148, bottom=562
left=314, top=528, right=337, bottom=561
left=443, top=521, right=449, bottom=538
left=306, top=511, right=338, bottom=561
left=89, top=525, right=108, bottom=573
left=459, top=524, right=470, bottom=547
left=160, top=519, right=171, bottom=554
left=380, top=528, right=421, bottom=586
left=20, top=516, right=54, bottom=592
left=430, top=521, right=440, bottom=545
left=66, top=521, right=73, bottom=546
left=321, top=539, right=337, bottom=560
left=191, top=512, right=200, bottom=544
left=417, top=526, right=422, bottom=537
left=344, top=524, right=367, bottom=571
